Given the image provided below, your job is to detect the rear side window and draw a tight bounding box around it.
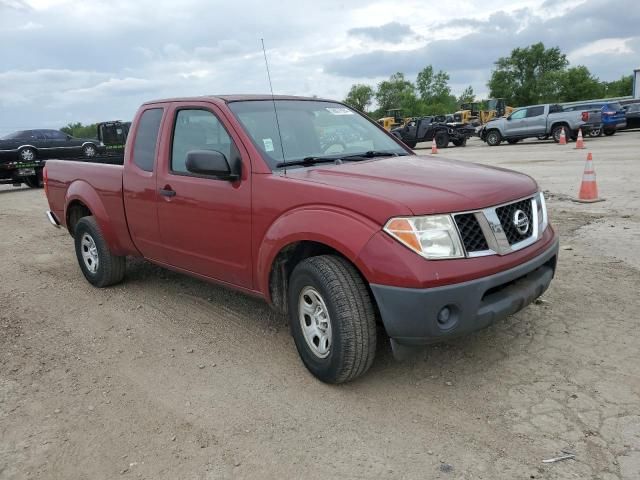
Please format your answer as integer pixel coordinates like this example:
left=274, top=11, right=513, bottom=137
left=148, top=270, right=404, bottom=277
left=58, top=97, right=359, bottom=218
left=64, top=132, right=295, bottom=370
left=607, top=102, right=623, bottom=111
left=132, top=108, right=163, bottom=172
left=527, top=106, right=545, bottom=117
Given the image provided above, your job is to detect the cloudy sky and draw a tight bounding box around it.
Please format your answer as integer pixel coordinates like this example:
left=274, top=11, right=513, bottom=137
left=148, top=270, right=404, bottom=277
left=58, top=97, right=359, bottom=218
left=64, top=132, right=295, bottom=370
left=0, top=0, right=638, bottom=135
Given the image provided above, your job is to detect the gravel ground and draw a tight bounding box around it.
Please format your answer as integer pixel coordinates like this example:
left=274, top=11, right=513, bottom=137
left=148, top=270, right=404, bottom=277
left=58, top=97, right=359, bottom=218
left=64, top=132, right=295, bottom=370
left=1, top=131, right=639, bottom=479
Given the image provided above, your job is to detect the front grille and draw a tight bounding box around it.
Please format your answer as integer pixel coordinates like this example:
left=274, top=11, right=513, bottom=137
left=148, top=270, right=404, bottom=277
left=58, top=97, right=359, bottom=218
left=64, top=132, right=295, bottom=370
left=454, top=213, right=489, bottom=252
left=495, top=198, right=534, bottom=245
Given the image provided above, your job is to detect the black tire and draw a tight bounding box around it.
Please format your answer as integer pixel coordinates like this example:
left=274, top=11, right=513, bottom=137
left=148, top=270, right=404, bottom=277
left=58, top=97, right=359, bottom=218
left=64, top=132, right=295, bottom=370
left=18, top=147, right=36, bottom=163
left=434, top=131, right=449, bottom=149
left=486, top=129, right=501, bottom=146
left=551, top=124, right=568, bottom=143
left=405, top=140, right=417, bottom=149
left=74, top=216, right=125, bottom=288
left=82, top=143, right=97, bottom=158
left=452, top=137, right=467, bottom=147
left=603, top=129, right=616, bottom=136
left=24, top=174, right=42, bottom=188
left=507, top=139, right=520, bottom=144
left=288, top=255, right=376, bottom=384
left=589, top=128, right=602, bottom=137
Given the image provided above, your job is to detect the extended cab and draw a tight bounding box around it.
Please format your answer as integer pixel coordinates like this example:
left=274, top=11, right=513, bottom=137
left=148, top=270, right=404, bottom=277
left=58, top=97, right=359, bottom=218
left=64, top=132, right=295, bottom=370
left=480, top=103, right=602, bottom=145
left=44, top=95, right=559, bottom=383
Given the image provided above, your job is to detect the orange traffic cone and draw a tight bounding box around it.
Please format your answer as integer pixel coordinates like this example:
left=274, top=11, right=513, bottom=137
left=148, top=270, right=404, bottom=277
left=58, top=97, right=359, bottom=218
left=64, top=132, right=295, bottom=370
left=575, top=152, right=603, bottom=203
left=574, top=129, right=585, bottom=149
left=431, top=138, right=438, bottom=154
left=559, top=127, right=567, bottom=145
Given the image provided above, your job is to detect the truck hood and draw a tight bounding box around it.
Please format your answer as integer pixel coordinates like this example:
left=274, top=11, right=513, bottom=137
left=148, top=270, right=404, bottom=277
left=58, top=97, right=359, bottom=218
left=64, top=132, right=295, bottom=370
left=285, top=155, right=538, bottom=215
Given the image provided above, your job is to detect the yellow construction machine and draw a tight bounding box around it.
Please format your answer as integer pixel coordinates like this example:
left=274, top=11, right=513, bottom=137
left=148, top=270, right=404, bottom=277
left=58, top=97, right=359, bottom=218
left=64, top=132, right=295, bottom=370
left=454, top=99, right=513, bottom=126
left=377, top=109, right=413, bottom=131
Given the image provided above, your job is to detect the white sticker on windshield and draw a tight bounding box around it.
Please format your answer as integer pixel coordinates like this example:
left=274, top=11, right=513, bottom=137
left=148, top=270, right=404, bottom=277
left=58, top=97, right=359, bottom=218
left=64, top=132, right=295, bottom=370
left=262, top=138, right=274, bottom=152
left=326, top=107, right=354, bottom=115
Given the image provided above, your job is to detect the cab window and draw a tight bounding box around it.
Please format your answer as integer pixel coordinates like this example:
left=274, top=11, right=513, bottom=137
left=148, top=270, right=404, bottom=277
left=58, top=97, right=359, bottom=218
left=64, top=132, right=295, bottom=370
left=510, top=109, right=527, bottom=120
left=171, top=109, right=235, bottom=174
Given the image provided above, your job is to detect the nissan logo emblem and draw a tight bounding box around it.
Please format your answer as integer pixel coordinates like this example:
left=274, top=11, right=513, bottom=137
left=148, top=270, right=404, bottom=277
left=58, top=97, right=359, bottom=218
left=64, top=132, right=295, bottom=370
left=513, top=210, right=530, bottom=235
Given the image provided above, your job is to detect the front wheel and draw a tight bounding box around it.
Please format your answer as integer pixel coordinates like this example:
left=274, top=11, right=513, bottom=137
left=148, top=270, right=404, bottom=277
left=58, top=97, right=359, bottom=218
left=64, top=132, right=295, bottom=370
left=485, top=130, right=501, bottom=146
left=288, top=255, right=376, bottom=384
left=74, top=216, right=125, bottom=287
left=434, top=131, right=449, bottom=149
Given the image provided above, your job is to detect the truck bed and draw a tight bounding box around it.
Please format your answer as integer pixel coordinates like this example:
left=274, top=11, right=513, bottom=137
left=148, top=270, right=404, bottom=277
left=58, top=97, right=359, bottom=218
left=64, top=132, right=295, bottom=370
left=45, top=160, right=126, bottom=234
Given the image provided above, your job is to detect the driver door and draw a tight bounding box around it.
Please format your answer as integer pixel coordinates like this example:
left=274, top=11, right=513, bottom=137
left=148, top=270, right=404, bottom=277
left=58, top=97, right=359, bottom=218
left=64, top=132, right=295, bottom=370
left=504, top=108, right=528, bottom=136
left=155, top=103, right=253, bottom=289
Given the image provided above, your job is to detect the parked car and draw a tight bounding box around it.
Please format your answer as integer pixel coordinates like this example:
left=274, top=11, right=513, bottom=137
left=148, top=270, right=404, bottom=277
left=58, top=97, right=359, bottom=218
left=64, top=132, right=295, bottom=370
left=391, top=116, right=476, bottom=148
left=563, top=101, right=626, bottom=136
left=480, top=104, right=602, bottom=146
left=0, top=129, right=103, bottom=164
left=622, top=103, right=640, bottom=130
left=43, top=95, right=558, bottom=383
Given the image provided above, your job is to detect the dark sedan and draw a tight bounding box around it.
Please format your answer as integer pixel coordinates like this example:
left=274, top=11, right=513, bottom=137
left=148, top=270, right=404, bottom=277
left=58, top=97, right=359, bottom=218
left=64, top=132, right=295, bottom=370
left=0, top=129, right=103, bottom=163
left=623, top=103, right=640, bottom=130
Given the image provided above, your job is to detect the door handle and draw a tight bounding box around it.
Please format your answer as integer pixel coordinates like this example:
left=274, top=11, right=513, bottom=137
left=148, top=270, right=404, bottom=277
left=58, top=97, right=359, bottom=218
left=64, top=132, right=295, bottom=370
left=159, top=187, right=176, bottom=197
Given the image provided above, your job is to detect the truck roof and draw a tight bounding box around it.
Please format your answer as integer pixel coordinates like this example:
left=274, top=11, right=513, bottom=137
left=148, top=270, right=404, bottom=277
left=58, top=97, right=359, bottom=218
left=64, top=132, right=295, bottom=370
left=141, top=94, right=334, bottom=106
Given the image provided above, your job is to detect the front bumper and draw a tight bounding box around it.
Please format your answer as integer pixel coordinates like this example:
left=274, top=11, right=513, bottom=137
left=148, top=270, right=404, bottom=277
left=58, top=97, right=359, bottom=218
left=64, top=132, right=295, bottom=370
left=370, top=236, right=559, bottom=346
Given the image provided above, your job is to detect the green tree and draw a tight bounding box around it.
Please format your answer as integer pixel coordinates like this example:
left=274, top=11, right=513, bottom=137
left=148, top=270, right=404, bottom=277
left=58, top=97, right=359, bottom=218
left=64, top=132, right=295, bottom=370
left=375, top=72, right=418, bottom=115
left=415, top=65, right=457, bottom=114
left=61, top=122, right=98, bottom=139
left=603, top=75, right=633, bottom=97
left=344, top=84, right=374, bottom=112
left=457, top=85, right=475, bottom=105
left=488, top=42, right=568, bottom=105
left=553, top=66, right=604, bottom=102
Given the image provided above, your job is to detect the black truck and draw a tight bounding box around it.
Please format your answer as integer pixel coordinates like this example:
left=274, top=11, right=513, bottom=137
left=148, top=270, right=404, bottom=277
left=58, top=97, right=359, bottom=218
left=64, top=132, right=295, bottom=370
left=391, top=116, right=476, bottom=149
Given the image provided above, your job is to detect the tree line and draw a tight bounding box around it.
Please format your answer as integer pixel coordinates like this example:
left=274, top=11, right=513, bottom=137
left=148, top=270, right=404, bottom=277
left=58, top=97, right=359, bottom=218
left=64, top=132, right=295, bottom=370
left=344, top=42, right=633, bottom=118
left=60, top=122, right=99, bottom=139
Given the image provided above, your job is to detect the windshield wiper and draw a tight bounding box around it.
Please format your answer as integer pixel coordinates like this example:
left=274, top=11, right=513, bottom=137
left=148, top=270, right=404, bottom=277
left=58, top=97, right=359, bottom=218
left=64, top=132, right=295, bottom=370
left=339, top=150, right=406, bottom=160
left=276, top=156, right=341, bottom=168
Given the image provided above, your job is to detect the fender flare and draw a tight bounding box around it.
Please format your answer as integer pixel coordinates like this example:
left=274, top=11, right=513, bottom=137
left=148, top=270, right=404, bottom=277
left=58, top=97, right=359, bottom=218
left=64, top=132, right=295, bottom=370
left=64, top=180, right=129, bottom=255
left=256, top=206, right=382, bottom=299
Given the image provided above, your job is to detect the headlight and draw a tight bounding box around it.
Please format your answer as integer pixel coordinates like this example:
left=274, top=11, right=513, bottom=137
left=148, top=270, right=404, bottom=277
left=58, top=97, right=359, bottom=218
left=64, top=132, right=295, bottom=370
left=384, top=215, right=464, bottom=259
left=537, top=191, right=548, bottom=233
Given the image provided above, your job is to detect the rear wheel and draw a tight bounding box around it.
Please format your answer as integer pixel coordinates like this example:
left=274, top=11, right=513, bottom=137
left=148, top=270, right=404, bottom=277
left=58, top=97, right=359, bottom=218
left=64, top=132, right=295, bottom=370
left=551, top=125, right=568, bottom=143
left=82, top=143, right=97, bottom=158
left=18, top=147, right=36, bottom=162
left=452, top=137, right=467, bottom=147
left=434, top=131, right=449, bottom=149
left=288, top=255, right=376, bottom=384
left=74, top=216, right=125, bottom=287
left=404, top=140, right=417, bottom=149
left=486, top=130, right=501, bottom=146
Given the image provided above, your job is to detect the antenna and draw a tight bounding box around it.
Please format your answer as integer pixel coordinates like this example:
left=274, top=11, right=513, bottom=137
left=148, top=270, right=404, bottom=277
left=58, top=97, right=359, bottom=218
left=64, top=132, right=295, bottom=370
left=261, top=38, right=287, bottom=173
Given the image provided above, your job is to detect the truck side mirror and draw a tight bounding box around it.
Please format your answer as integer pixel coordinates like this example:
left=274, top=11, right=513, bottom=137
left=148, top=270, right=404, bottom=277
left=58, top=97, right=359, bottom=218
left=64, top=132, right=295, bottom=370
left=185, top=150, right=240, bottom=180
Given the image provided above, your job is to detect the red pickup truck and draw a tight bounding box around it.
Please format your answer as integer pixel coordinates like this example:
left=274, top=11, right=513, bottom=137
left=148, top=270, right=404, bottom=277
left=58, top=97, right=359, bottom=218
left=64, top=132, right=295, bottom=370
left=44, top=95, right=559, bottom=383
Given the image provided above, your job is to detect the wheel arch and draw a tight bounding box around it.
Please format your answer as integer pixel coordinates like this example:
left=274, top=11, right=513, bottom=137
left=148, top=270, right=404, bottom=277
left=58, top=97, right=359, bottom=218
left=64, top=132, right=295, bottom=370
left=64, top=180, right=129, bottom=255
left=258, top=207, right=381, bottom=314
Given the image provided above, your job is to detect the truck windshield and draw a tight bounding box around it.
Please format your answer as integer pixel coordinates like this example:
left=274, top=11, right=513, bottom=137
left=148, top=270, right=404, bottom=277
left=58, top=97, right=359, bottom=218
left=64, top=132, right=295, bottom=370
left=228, top=100, right=407, bottom=169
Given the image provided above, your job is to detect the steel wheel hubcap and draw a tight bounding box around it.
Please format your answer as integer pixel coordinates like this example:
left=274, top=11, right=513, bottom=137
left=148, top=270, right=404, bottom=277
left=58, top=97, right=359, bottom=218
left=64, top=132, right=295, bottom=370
left=299, top=286, right=332, bottom=358
left=80, top=233, right=99, bottom=273
left=85, top=146, right=95, bottom=156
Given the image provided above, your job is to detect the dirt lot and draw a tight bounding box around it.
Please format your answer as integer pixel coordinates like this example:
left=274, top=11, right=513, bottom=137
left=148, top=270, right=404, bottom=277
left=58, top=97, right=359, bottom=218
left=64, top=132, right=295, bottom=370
left=1, top=131, right=639, bottom=479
